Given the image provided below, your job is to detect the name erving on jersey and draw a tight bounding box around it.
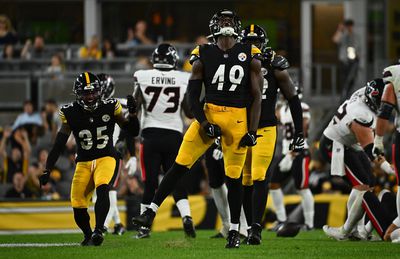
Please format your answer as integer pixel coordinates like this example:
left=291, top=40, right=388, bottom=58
left=151, top=76, right=176, bottom=85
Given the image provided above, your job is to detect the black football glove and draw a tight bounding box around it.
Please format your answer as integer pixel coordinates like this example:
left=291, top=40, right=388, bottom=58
left=289, top=132, right=305, bottom=152
left=39, top=169, right=51, bottom=187
left=239, top=131, right=258, bottom=147
left=202, top=122, right=222, bottom=138
left=127, top=95, right=137, bottom=114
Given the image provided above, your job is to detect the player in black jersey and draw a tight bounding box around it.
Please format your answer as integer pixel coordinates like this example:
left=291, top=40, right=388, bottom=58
left=132, top=9, right=263, bottom=248
left=240, top=24, right=305, bottom=244
left=38, top=72, right=139, bottom=246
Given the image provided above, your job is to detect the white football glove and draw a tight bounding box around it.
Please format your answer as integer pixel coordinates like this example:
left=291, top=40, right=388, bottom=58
left=279, top=153, right=294, bottom=172
left=125, top=156, right=137, bottom=176
left=380, top=160, right=395, bottom=175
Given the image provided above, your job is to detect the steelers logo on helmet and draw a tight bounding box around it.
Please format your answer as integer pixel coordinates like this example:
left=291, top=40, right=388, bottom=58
left=97, top=73, right=115, bottom=100
left=238, top=52, right=247, bottom=62
left=152, top=43, right=179, bottom=69
left=364, top=78, right=385, bottom=112
left=73, top=72, right=102, bottom=112
left=209, top=9, right=241, bottom=39
left=241, top=24, right=269, bottom=51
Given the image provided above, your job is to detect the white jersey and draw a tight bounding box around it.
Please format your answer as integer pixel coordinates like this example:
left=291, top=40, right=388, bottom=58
left=112, top=98, right=128, bottom=145
left=383, top=65, right=400, bottom=131
left=279, top=101, right=310, bottom=155
left=323, top=87, right=376, bottom=150
left=134, top=69, right=190, bottom=133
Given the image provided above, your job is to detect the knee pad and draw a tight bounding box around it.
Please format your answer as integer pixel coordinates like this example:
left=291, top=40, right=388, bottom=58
left=252, top=167, right=266, bottom=182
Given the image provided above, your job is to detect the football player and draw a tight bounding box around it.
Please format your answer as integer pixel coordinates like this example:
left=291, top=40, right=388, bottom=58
left=133, top=43, right=196, bottom=239
left=95, top=73, right=137, bottom=235
left=269, top=87, right=314, bottom=232
left=132, top=9, right=263, bottom=248
left=372, top=64, right=400, bottom=240
left=240, top=24, right=306, bottom=244
left=319, top=79, right=394, bottom=240
left=39, top=72, right=139, bottom=246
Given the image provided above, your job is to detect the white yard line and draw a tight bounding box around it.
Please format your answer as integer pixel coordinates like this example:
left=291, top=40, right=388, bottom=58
left=0, top=229, right=81, bottom=235
left=0, top=243, right=79, bottom=247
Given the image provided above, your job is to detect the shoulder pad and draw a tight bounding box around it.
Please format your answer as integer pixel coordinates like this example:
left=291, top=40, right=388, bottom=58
left=189, top=46, right=200, bottom=65
left=301, top=102, right=310, bottom=112
left=383, top=65, right=400, bottom=90
left=271, top=55, right=290, bottom=70
left=59, top=103, right=74, bottom=124
left=350, top=105, right=374, bottom=127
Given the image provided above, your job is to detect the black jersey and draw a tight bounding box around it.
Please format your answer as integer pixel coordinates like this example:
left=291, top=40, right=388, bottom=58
left=258, top=55, right=290, bottom=128
left=59, top=99, right=123, bottom=162
left=190, top=43, right=261, bottom=108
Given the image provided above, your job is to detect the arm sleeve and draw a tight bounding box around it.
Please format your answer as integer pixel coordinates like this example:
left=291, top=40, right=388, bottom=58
left=45, top=132, right=69, bottom=171
left=187, top=79, right=207, bottom=123
left=121, top=116, right=140, bottom=137
left=287, top=95, right=304, bottom=134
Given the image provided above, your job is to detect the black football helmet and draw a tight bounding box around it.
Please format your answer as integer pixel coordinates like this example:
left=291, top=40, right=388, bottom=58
left=97, top=73, right=115, bottom=99
left=73, top=72, right=102, bottom=111
left=364, top=78, right=385, bottom=112
left=209, top=9, right=241, bottom=39
left=241, top=24, right=269, bottom=51
left=152, top=43, right=179, bottom=69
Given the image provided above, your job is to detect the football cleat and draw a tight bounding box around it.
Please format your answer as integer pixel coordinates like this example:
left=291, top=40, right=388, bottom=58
left=100, top=226, right=108, bottom=234
left=91, top=228, right=104, bottom=246
left=269, top=221, right=285, bottom=232
left=247, top=223, right=262, bottom=245
left=182, top=216, right=196, bottom=238
left=112, top=223, right=125, bottom=235
left=80, top=235, right=94, bottom=246
left=323, top=225, right=349, bottom=241
left=132, top=208, right=156, bottom=228
left=276, top=222, right=301, bottom=237
left=225, top=230, right=240, bottom=249
left=301, top=224, right=314, bottom=232
left=135, top=226, right=151, bottom=239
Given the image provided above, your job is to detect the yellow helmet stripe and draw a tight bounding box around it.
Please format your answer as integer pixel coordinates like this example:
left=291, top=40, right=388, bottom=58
left=250, top=24, right=254, bottom=33
left=84, top=72, right=90, bottom=85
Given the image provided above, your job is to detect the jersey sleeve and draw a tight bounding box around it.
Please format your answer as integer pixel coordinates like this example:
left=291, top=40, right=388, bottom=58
left=351, top=108, right=374, bottom=128
left=189, top=46, right=200, bottom=65
left=250, top=45, right=262, bottom=60
left=114, top=99, right=123, bottom=116
left=271, top=55, right=290, bottom=70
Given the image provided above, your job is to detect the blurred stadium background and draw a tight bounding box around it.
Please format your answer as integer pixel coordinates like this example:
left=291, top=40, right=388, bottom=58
left=0, top=0, right=399, bottom=234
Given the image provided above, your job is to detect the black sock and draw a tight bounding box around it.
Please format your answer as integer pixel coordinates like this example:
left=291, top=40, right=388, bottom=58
left=252, top=180, right=268, bottom=225
left=226, top=176, right=243, bottom=224
left=242, top=185, right=253, bottom=227
left=362, top=191, right=391, bottom=239
left=95, top=184, right=110, bottom=230
left=73, top=208, right=92, bottom=237
left=153, top=163, right=188, bottom=206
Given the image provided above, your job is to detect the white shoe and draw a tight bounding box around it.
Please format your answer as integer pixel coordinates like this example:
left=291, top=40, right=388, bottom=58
left=323, top=225, right=349, bottom=241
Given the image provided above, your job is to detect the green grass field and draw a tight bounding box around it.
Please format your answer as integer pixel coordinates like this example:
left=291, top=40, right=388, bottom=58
left=0, top=230, right=398, bottom=259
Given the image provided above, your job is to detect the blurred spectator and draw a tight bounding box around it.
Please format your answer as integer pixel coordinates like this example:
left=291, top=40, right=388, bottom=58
left=46, top=54, right=65, bottom=80
left=12, top=100, right=44, bottom=145
left=102, top=38, right=116, bottom=59
left=40, top=181, right=60, bottom=200
left=125, top=20, right=153, bottom=47
left=43, top=99, right=61, bottom=140
left=79, top=35, right=102, bottom=59
left=0, top=15, right=17, bottom=45
left=20, top=35, right=46, bottom=60
left=1, top=128, right=31, bottom=183
left=2, top=44, right=16, bottom=60
left=5, top=172, right=33, bottom=199
left=332, top=19, right=360, bottom=100
left=183, top=35, right=209, bottom=72
left=133, top=55, right=151, bottom=70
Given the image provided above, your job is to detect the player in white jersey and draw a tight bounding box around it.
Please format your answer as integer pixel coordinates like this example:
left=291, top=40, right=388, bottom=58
left=133, top=43, right=195, bottom=239
left=270, top=89, right=315, bottom=231
left=94, top=74, right=138, bottom=236
left=319, top=79, right=395, bottom=241
left=372, top=64, right=400, bottom=241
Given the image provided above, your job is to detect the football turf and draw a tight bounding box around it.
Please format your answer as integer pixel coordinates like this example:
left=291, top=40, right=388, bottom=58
left=0, top=230, right=398, bottom=259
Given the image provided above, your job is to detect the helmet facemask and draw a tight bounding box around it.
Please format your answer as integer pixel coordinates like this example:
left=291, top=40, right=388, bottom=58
left=209, top=10, right=241, bottom=39
left=364, top=78, right=385, bottom=112
left=74, top=80, right=102, bottom=112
